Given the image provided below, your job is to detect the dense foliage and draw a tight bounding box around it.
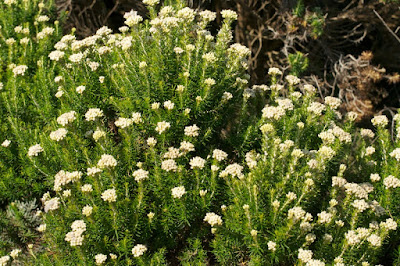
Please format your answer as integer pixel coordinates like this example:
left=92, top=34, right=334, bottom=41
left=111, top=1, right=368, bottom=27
left=1, top=0, right=400, bottom=265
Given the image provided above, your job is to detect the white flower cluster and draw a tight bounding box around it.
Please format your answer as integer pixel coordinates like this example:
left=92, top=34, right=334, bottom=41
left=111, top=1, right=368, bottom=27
left=383, top=175, right=400, bottom=189
left=288, top=207, right=307, bottom=223
left=85, top=108, right=103, bottom=121
left=228, top=43, right=251, bottom=58
left=65, top=220, right=86, bottom=246
left=171, top=186, right=186, bottom=199
left=101, top=188, right=117, bottom=202
left=57, top=111, right=77, bottom=126
left=49, top=50, right=65, bottom=61
left=28, top=144, right=44, bottom=157
left=189, top=156, right=206, bottom=169
left=389, top=148, right=400, bottom=161
left=124, top=10, right=143, bottom=27
left=324, top=96, right=341, bottom=109
left=344, top=182, right=372, bottom=199
left=221, top=10, right=238, bottom=20
left=87, top=167, right=102, bottom=177
left=317, top=211, right=333, bottom=224
left=267, top=241, right=277, bottom=252
left=277, top=98, right=294, bottom=111
left=318, top=146, right=336, bottom=160
left=12, top=65, right=28, bottom=76
left=262, top=105, right=285, bottom=120
left=176, top=7, right=196, bottom=21
left=180, top=141, right=195, bottom=153
left=69, top=52, right=84, bottom=63
left=10, top=249, right=20, bottom=259
left=0, top=256, right=10, bottom=266
left=115, top=117, right=133, bottom=128
left=163, top=147, right=180, bottom=159
left=50, top=128, right=68, bottom=141
left=219, top=163, right=244, bottom=179
left=44, top=197, right=60, bottom=212
left=143, top=0, right=159, bottom=6
left=156, top=121, right=171, bottom=134
left=268, top=67, right=282, bottom=76
left=380, top=218, right=397, bottom=230
left=360, top=128, right=375, bottom=138
left=162, top=159, right=177, bottom=172
left=285, top=75, right=300, bottom=86
left=212, top=149, right=228, bottom=161
left=365, top=146, right=375, bottom=156
left=132, top=112, right=142, bottom=124
left=95, top=254, right=107, bottom=265
left=367, top=234, right=382, bottom=247
left=202, top=52, right=217, bottom=63
left=37, top=27, right=55, bottom=39
left=298, top=248, right=313, bottom=263
left=132, top=169, right=149, bottom=182
left=97, top=154, right=117, bottom=168
left=82, top=205, right=93, bottom=217
left=53, top=170, right=83, bottom=191
left=352, top=199, right=370, bottom=212
left=1, top=140, right=10, bottom=147
left=307, top=102, right=325, bottom=116
left=371, top=115, right=388, bottom=127
left=204, top=212, right=223, bottom=226
left=81, top=184, right=94, bottom=193
left=184, top=125, right=199, bottom=137
left=132, top=244, right=147, bottom=257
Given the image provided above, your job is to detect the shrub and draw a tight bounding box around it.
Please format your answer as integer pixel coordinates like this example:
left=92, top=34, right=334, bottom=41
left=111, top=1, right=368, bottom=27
left=1, top=1, right=400, bottom=265
left=0, top=0, right=63, bottom=205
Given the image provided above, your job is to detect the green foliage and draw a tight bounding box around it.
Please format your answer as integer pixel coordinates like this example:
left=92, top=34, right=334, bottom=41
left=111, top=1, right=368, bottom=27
left=288, top=51, right=309, bottom=76
left=293, top=0, right=305, bottom=18
left=0, top=0, right=64, bottom=206
left=0, top=200, right=41, bottom=251
left=306, top=8, right=325, bottom=39
left=0, top=1, right=400, bottom=266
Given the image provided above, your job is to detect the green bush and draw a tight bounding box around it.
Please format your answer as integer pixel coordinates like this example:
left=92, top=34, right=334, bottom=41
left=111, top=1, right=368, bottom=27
left=0, top=0, right=63, bottom=205
left=1, top=0, right=400, bottom=265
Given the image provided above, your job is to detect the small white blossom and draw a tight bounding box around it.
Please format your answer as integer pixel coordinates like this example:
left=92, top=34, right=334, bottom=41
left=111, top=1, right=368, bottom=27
left=81, top=184, right=94, bottom=193
left=10, top=249, right=21, bottom=259
left=76, top=85, right=86, bottom=94
left=189, top=156, right=206, bottom=169
left=95, top=254, right=107, bottom=265
left=184, top=125, right=199, bottom=137
left=204, top=212, right=223, bottom=226
left=1, top=140, right=11, bottom=147
left=82, top=205, right=93, bottom=217
left=97, top=154, right=117, bottom=169
left=371, top=115, right=388, bottom=127
left=324, top=96, right=341, bottom=109
left=156, top=121, right=171, bottom=134
left=267, top=241, right=277, bottom=252
left=133, top=169, right=149, bottom=182
left=221, top=10, right=238, bottom=20
left=57, top=111, right=76, bottom=126
left=85, top=108, right=103, bottom=121
left=101, top=188, right=117, bottom=202
left=161, top=159, right=177, bottom=172
left=28, top=144, right=44, bottom=157
left=132, top=244, right=147, bottom=257
left=171, top=186, right=186, bottom=199
left=13, top=65, right=28, bottom=76
left=50, top=128, right=68, bottom=142
left=298, top=248, right=313, bottom=263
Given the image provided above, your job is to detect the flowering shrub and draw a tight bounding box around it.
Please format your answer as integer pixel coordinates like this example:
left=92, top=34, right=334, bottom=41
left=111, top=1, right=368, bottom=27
left=1, top=0, right=400, bottom=265
left=0, top=0, right=63, bottom=204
